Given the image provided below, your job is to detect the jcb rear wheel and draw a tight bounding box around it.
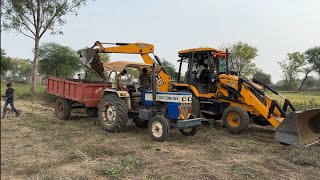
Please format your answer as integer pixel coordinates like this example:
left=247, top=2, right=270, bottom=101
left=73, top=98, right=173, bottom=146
left=222, top=106, right=250, bottom=134
left=179, top=114, right=198, bottom=136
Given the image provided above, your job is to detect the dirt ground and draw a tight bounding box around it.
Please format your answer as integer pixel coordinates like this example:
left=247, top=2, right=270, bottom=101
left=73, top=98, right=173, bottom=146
left=1, top=100, right=320, bottom=180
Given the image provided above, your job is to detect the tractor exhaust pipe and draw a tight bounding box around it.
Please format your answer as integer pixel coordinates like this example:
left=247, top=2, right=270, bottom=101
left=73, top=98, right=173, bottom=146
left=275, top=108, right=320, bottom=146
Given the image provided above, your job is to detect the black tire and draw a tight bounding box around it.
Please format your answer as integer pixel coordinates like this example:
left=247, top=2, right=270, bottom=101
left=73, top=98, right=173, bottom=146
left=55, top=98, right=71, bottom=120
left=179, top=114, right=198, bottom=136
left=252, top=116, right=270, bottom=126
left=148, top=115, right=170, bottom=142
left=86, top=107, right=98, bottom=118
left=133, top=118, right=148, bottom=129
left=222, top=106, right=250, bottom=134
left=98, top=94, right=128, bottom=132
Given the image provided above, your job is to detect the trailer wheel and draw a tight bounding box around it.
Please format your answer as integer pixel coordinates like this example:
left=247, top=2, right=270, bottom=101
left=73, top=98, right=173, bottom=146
left=179, top=114, right=198, bottom=136
left=222, top=106, right=250, bottom=134
left=133, top=118, right=148, bottom=129
left=98, top=94, right=128, bottom=132
left=148, top=115, right=170, bottom=142
left=55, top=98, right=71, bottom=120
left=86, top=107, right=98, bottom=118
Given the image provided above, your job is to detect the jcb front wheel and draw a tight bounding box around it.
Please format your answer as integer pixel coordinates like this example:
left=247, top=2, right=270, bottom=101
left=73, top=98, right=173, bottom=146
left=98, top=94, right=128, bottom=132
left=179, top=114, right=198, bottom=136
left=148, top=115, right=170, bottom=142
left=222, top=106, right=250, bottom=134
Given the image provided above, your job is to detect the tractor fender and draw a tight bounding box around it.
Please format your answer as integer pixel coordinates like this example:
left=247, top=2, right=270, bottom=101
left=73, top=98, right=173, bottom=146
left=100, top=89, right=131, bottom=110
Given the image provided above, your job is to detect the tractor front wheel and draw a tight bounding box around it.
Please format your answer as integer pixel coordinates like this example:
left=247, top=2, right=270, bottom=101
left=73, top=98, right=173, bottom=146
left=222, top=106, right=250, bottom=134
left=179, top=114, right=198, bottom=136
left=148, top=115, right=170, bottom=142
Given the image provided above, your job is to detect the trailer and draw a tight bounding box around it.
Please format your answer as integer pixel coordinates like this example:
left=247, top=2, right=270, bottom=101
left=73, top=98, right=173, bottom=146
left=47, top=77, right=111, bottom=119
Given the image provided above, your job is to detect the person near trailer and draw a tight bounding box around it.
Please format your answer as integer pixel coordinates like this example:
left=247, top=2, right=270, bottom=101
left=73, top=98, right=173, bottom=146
left=2, top=83, right=20, bottom=118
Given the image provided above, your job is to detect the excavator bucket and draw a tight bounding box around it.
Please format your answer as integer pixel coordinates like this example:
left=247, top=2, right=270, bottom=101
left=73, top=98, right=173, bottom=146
left=80, top=48, right=106, bottom=80
left=275, top=108, right=320, bottom=146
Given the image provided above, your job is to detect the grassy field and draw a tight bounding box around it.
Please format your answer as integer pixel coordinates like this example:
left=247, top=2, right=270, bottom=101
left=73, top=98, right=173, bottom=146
left=268, top=91, right=320, bottom=110
left=1, top=84, right=320, bottom=179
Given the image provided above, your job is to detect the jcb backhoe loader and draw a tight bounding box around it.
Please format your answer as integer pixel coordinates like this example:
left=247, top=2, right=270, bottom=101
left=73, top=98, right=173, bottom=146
left=172, top=47, right=320, bottom=147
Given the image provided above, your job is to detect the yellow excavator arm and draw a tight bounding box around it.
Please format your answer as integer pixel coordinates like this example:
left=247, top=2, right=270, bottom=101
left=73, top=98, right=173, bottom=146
left=80, top=41, right=171, bottom=92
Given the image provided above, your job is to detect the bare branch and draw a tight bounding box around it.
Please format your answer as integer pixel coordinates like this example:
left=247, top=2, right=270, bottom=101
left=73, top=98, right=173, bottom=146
left=16, top=28, right=35, bottom=40
left=39, top=0, right=68, bottom=38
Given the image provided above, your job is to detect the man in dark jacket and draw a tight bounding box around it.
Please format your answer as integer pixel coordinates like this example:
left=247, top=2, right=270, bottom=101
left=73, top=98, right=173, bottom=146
left=2, top=83, right=20, bottom=118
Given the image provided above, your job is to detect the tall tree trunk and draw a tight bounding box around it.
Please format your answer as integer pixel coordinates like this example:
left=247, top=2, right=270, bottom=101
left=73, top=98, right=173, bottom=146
left=289, top=78, right=292, bottom=92
left=299, top=70, right=312, bottom=92
left=31, top=37, right=40, bottom=92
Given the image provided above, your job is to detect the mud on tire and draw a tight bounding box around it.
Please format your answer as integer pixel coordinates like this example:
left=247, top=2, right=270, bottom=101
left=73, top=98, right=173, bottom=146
left=98, top=94, right=128, bottom=132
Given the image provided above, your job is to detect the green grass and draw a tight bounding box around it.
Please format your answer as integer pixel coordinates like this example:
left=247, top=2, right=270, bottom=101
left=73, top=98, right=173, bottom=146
left=268, top=91, right=320, bottom=110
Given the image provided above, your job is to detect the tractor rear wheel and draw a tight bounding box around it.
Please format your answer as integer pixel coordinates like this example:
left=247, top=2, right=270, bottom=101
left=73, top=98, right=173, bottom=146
left=98, top=94, right=128, bottom=132
left=55, top=98, right=71, bottom=120
left=222, top=106, right=250, bottom=134
left=179, top=114, right=198, bottom=136
left=148, top=115, right=170, bottom=142
left=133, top=118, right=148, bottom=128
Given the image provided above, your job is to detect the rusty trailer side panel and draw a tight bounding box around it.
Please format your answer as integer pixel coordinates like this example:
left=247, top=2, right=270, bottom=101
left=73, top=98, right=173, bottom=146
left=47, top=77, right=110, bottom=107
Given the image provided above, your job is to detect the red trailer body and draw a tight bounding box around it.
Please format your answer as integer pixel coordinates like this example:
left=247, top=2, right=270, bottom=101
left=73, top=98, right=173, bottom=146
left=47, top=77, right=111, bottom=107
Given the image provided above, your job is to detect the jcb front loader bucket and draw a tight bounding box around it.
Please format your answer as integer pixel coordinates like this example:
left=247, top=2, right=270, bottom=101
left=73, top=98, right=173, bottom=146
left=275, top=108, right=320, bottom=146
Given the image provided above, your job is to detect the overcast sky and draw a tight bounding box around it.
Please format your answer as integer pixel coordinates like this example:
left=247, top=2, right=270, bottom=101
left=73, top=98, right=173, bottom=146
left=1, top=0, right=320, bottom=82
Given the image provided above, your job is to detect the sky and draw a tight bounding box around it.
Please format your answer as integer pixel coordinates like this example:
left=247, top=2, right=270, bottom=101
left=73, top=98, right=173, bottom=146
left=1, top=0, right=320, bottom=83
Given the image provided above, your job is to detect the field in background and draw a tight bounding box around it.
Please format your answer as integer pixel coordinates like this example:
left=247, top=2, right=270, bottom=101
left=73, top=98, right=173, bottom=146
left=2, top=83, right=320, bottom=110
left=1, top=84, right=320, bottom=179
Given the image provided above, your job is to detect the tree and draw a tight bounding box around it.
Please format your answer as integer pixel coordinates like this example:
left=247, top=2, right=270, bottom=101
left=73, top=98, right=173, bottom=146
left=228, top=42, right=258, bottom=78
left=252, top=69, right=272, bottom=86
left=125, top=67, right=140, bottom=82
left=10, top=58, right=33, bottom=81
left=278, top=52, right=304, bottom=92
left=0, top=49, right=13, bottom=78
left=1, top=0, right=87, bottom=92
left=299, top=46, right=320, bottom=91
left=161, top=58, right=176, bottom=79
left=38, top=42, right=81, bottom=78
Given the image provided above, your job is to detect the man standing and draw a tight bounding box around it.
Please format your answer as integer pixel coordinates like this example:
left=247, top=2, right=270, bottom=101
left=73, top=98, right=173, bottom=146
left=2, top=83, right=20, bottom=118
left=139, top=68, right=151, bottom=91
